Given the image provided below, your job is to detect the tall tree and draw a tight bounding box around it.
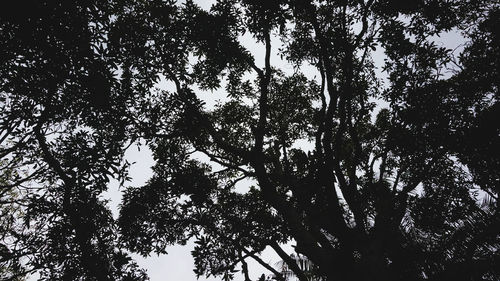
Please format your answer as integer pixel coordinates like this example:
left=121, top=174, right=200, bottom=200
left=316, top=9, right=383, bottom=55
left=116, top=1, right=499, bottom=281
left=1, top=1, right=499, bottom=281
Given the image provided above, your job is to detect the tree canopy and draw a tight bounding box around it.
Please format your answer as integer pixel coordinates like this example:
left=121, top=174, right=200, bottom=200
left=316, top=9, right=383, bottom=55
left=1, top=1, right=499, bottom=281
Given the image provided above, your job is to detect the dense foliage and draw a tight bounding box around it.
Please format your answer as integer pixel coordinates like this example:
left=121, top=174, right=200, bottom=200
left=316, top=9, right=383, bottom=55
left=1, top=1, right=147, bottom=280
left=1, top=1, right=499, bottom=281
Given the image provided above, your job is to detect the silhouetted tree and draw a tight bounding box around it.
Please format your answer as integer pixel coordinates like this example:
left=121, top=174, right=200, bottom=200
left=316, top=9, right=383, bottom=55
left=1, top=1, right=499, bottom=281
left=116, top=1, right=499, bottom=281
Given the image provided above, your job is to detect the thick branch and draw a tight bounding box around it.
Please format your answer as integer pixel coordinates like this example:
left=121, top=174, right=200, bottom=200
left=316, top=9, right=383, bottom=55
left=269, top=242, right=309, bottom=281
left=254, top=29, right=272, bottom=153
left=241, top=248, right=286, bottom=281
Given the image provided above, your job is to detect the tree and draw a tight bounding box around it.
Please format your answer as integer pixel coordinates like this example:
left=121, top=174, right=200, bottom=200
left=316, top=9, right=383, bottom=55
left=1, top=1, right=147, bottom=280
left=116, top=1, right=499, bottom=281
left=1, top=1, right=499, bottom=281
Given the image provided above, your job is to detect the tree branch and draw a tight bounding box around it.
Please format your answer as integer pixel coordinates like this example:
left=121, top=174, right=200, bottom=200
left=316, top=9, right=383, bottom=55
left=269, top=241, right=309, bottom=281
left=241, top=248, right=286, bottom=281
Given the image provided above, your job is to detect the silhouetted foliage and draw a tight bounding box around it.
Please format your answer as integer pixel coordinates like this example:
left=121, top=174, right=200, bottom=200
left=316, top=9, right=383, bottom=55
left=1, top=1, right=499, bottom=281
left=1, top=1, right=147, bottom=280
